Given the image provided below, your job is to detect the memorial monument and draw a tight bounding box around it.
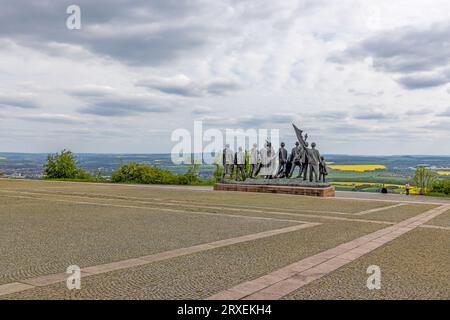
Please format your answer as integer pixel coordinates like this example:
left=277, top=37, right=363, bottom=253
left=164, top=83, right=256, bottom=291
left=214, top=124, right=335, bottom=197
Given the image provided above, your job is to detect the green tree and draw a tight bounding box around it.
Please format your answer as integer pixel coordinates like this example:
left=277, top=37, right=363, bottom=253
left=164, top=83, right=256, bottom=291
left=413, top=166, right=437, bottom=195
left=44, top=149, right=78, bottom=179
left=44, top=149, right=92, bottom=180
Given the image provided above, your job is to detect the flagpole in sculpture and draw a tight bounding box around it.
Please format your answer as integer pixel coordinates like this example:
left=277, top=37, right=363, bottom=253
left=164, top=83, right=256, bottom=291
left=292, top=123, right=307, bottom=148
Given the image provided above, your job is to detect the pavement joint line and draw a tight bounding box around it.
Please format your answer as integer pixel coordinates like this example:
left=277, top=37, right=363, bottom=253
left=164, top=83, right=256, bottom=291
left=2, top=179, right=448, bottom=205
left=0, top=192, right=310, bottom=225
left=213, top=188, right=449, bottom=205
left=420, top=224, right=450, bottom=231
left=0, top=189, right=360, bottom=216
left=353, top=203, right=407, bottom=216
left=4, top=186, right=444, bottom=219
left=0, top=190, right=404, bottom=226
left=0, top=222, right=320, bottom=298
left=207, top=204, right=450, bottom=300
left=333, top=195, right=448, bottom=205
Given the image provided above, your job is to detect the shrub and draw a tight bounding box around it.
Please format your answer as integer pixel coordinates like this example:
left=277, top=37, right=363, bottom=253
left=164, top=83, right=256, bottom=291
left=75, top=169, right=93, bottom=180
left=213, top=164, right=224, bottom=182
left=430, top=179, right=450, bottom=195
left=177, top=164, right=200, bottom=185
left=111, top=162, right=200, bottom=185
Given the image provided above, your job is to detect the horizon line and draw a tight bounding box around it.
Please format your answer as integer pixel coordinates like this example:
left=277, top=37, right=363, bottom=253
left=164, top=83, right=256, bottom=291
left=1, top=151, right=450, bottom=157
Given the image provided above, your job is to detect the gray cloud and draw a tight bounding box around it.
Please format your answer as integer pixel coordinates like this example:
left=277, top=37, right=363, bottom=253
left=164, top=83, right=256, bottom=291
left=310, top=111, right=348, bottom=121
left=0, top=0, right=227, bottom=66
left=397, top=71, right=450, bottom=90
left=79, top=100, right=169, bottom=116
left=206, top=80, right=242, bottom=95
left=0, top=94, right=39, bottom=109
left=69, top=86, right=175, bottom=116
left=330, top=23, right=450, bottom=90
left=199, top=113, right=298, bottom=128
left=68, top=86, right=115, bottom=97
left=436, top=107, right=450, bottom=117
left=418, top=120, right=450, bottom=131
left=348, top=89, right=384, bottom=97
left=17, top=113, right=84, bottom=124
left=353, top=111, right=394, bottom=121
left=136, top=75, right=243, bottom=97
left=405, top=108, right=433, bottom=116
left=191, top=106, right=213, bottom=115
left=236, top=113, right=297, bottom=127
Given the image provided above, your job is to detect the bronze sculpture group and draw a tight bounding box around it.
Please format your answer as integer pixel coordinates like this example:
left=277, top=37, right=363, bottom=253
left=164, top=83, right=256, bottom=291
left=222, top=124, right=328, bottom=183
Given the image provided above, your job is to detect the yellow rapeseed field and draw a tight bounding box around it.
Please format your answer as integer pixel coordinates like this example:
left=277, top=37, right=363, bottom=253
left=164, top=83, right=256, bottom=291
left=327, top=164, right=386, bottom=172
left=437, top=171, right=450, bottom=176
left=330, top=181, right=420, bottom=194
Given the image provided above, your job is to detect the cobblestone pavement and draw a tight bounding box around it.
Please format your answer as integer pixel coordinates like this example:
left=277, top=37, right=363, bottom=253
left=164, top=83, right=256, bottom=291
left=427, top=209, right=450, bottom=227
left=0, top=179, right=448, bottom=300
left=283, top=228, right=450, bottom=299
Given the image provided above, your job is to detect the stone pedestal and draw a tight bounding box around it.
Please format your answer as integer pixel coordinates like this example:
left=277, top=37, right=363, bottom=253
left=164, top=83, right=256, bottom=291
left=214, top=183, right=335, bottom=197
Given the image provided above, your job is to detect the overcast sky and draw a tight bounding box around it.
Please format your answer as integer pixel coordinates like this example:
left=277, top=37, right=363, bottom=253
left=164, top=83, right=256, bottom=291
left=0, top=0, right=449, bottom=155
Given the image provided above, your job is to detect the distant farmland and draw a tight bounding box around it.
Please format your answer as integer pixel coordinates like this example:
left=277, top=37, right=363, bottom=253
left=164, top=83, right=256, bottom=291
left=0, top=153, right=449, bottom=194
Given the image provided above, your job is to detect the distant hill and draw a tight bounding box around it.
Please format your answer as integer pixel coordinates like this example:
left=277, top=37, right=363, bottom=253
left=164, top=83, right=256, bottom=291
left=0, top=152, right=449, bottom=180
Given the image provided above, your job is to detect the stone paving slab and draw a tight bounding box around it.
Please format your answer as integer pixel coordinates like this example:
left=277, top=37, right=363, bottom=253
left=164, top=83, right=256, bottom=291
left=0, top=180, right=403, bottom=214
left=208, top=204, right=450, bottom=300
left=284, top=227, right=450, bottom=300
left=0, top=283, right=34, bottom=296
left=0, top=179, right=447, bottom=300
left=0, top=188, right=437, bottom=226
left=426, top=209, right=450, bottom=227
left=0, top=194, right=301, bottom=286
left=2, top=220, right=384, bottom=299
left=0, top=222, right=318, bottom=297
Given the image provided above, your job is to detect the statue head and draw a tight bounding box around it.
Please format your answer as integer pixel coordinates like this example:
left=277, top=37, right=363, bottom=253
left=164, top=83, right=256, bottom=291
left=304, top=141, right=309, bottom=147
left=225, top=144, right=230, bottom=148
left=311, top=142, right=316, bottom=148
left=238, top=146, right=243, bottom=152
left=281, top=142, right=285, bottom=147
left=295, top=141, right=299, bottom=146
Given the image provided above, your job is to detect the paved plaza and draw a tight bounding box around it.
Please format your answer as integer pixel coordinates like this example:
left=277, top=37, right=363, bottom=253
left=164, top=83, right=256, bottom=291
left=0, top=179, right=448, bottom=299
